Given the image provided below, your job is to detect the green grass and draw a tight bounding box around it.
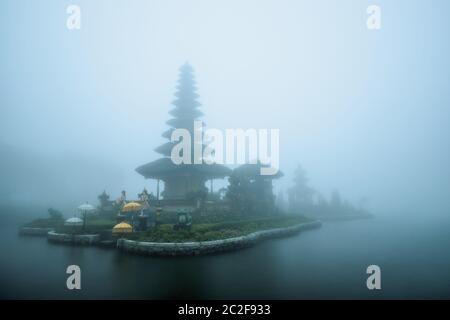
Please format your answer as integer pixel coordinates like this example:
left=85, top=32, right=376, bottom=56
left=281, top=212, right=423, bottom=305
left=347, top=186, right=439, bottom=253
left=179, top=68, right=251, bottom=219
left=38, top=212, right=311, bottom=241
left=53, top=215, right=117, bottom=234
left=24, top=218, right=63, bottom=229
left=85, top=216, right=116, bottom=228
left=136, top=215, right=311, bottom=242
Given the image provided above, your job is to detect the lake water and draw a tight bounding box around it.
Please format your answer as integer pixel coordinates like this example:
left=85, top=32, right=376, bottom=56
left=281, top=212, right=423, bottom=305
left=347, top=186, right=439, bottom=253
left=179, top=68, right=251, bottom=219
left=1, top=212, right=449, bottom=299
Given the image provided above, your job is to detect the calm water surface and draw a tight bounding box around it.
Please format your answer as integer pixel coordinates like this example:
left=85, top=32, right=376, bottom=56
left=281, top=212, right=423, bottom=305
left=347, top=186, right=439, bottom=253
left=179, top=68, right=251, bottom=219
left=1, top=213, right=449, bottom=299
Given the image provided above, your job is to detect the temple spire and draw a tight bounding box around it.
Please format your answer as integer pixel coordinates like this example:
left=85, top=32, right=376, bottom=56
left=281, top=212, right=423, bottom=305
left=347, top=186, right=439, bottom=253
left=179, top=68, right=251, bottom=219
left=136, top=64, right=232, bottom=200
left=154, top=63, right=204, bottom=158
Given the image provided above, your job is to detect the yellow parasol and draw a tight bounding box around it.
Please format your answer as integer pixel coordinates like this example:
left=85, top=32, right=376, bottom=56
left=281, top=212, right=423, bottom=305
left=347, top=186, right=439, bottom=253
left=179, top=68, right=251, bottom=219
left=112, top=222, right=133, bottom=234
left=122, top=202, right=142, bottom=213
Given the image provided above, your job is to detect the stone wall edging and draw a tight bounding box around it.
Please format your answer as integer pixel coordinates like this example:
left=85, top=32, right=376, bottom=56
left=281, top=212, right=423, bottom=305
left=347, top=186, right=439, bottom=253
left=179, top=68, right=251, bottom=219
left=117, top=220, right=322, bottom=256
left=19, top=227, right=54, bottom=236
left=47, top=231, right=100, bottom=245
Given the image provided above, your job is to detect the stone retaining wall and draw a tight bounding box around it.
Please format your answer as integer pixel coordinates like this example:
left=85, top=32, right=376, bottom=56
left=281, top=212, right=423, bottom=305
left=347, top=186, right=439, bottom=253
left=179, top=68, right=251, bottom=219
left=47, top=231, right=100, bottom=245
left=117, top=220, right=322, bottom=256
left=19, top=227, right=53, bottom=236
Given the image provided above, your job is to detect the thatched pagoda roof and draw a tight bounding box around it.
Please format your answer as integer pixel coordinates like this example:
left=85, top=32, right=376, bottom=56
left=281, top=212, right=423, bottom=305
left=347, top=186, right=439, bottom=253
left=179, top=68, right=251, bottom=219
left=136, top=158, right=232, bottom=180
left=233, top=162, right=284, bottom=179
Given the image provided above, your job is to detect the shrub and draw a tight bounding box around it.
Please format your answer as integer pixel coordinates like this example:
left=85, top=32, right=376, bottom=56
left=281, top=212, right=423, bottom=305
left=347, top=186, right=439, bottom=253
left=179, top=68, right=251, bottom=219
left=136, top=214, right=310, bottom=242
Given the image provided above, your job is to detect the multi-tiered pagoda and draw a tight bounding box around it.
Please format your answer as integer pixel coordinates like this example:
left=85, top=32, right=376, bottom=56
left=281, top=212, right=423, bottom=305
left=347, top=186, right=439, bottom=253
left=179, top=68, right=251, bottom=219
left=136, top=63, right=231, bottom=201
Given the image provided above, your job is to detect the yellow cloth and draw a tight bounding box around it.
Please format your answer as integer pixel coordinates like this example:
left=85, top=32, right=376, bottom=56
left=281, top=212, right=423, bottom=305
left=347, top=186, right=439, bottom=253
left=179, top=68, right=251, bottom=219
left=112, top=222, right=133, bottom=233
left=122, top=202, right=142, bottom=212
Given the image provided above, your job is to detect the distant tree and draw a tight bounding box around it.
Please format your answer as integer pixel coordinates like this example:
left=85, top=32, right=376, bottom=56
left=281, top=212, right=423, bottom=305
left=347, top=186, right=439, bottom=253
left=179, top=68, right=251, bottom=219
left=358, top=197, right=369, bottom=210
left=316, top=193, right=328, bottom=208
left=186, top=188, right=208, bottom=205
left=330, top=189, right=342, bottom=210
left=252, top=175, right=275, bottom=215
left=98, top=190, right=110, bottom=208
left=288, top=165, right=315, bottom=212
left=342, top=199, right=355, bottom=213
left=226, top=163, right=281, bottom=216
left=276, top=189, right=287, bottom=212
left=48, top=208, right=63, bottom=221
left=226, top=173, right=253, bottom=215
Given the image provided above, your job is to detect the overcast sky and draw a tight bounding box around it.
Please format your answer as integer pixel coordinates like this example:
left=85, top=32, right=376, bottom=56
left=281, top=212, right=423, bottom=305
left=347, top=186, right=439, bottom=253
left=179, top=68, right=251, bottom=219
left=1, top=0, right=449, bottom=215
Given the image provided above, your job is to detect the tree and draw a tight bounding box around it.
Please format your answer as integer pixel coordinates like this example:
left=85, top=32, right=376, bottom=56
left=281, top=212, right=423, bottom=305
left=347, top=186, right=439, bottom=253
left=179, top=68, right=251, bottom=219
left=226, top=163, right=281, bottom=216
left=252, top=175, right=276, bottom=215
left=48, top=208, right=63, bottom=220
left=316, top=192, right=329, bottom=209
left=98, top=190, right=110, bottom=208
left=226, top=173, right=252, bottom=215
left=48, top=208, right=63, bottom=221
left=276, top=189, right=287, bottom=212
left=330, top=189, right=342, bottom=210
left=288, top=164, right=315, bottom=212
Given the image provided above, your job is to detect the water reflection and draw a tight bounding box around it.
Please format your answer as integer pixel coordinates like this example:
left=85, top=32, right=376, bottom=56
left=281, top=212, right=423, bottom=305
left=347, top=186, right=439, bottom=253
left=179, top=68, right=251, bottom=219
left=1, top=215, right=450, bottom=299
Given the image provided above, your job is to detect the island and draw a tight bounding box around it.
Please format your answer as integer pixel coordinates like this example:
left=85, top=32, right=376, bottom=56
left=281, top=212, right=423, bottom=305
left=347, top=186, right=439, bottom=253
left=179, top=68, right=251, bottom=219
left=19, top=63, right=370, bottom=256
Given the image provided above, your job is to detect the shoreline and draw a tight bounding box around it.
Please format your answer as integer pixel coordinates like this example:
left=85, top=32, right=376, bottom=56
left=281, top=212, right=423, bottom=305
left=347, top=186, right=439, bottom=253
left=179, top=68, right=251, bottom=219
left=19, top=227, right=54, bottom=236
left=304, top=213, right=373, bottom=222
left=117, top=220, right=322, bottom=256
left=19, top=220, right=323, bottom=256
left=47, top=231, right=100, bottom=245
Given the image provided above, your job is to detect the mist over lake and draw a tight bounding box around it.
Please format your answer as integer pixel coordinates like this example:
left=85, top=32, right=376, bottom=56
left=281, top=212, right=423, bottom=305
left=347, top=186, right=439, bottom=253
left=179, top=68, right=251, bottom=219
left=1, top=0, right=450, bottom=300
left=2, top=209, right=450, bottom=299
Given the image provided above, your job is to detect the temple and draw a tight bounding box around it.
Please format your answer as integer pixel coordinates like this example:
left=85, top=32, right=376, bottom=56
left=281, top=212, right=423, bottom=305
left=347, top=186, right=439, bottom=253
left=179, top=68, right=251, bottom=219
left=136, top=63, right=232, bottom=205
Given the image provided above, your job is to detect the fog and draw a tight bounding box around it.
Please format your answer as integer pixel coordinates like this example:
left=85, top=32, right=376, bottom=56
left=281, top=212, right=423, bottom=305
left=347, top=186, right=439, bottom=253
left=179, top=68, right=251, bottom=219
left=1, top=0, right=450, bottom=217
